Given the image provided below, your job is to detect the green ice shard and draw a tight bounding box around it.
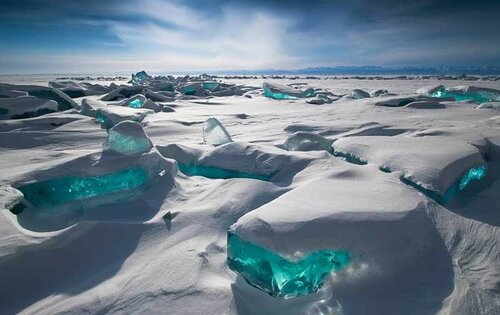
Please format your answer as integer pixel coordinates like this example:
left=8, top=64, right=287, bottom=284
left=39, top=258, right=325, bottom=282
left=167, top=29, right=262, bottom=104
left=18, top=167, right=149, bottom=208
left=227, top=232, right=350, bottom=298
left=178, top=163, right=271, bottom=181
left=263, top=87, right=297, bottom=100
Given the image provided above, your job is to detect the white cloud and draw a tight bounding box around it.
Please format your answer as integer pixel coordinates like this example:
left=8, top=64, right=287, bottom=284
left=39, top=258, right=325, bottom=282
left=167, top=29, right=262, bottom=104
left=102, top=1, right=301, bottom=70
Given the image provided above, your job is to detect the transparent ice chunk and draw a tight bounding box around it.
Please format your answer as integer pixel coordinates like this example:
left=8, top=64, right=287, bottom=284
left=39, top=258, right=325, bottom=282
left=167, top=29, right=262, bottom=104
left=284, top=132, right=333, bottom=152
left=202, top=82, right=219, bottom=91
left=203, top=117, right=233, bottom=146
left=103, top=121, right=153, bottom=155
left=351, top=89, right=370, bottom=99
left=227, top=232, right=350, bottom=298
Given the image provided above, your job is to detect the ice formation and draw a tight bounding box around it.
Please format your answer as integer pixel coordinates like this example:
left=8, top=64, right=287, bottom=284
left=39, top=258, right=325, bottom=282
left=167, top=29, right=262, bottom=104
left=283, top=132, right=333, bottom=152
left=351, top=89, right=370, bottom=99
left=477, top=101, right=500, bottom=109
left=370, top=89, right=388, bottom=97
left=0, top=83, right=76, bottom=110
left=333, top=136, right=487, bottom=202
left=202, top=117, right=233, bottom=146
left=18, top=167, right=149, bottom=208
left=124, top=94, right=146, bottom=108
left=80, top=98, right=107, bottom=118
left=201, top=82, right=219, bottom=91
left=101, top=86, right=145, bottom=101
left=227, top=231, right=350, bottom=298
left=48, top=81, right=110, bottom=98
left=230, top=166, right=437, bottom=299
left=1, top=73, right=499, bottom=314
left=103, top=121, right=153, bottom=156
left=263, top=82, right=312, bottom=99
left=130, top=71, right=151, bottom=85
left=0, top=90, right=28, bottom=98
left=429, top=85, right=500, bottom=103
left=0, top=96, right=58, bottom=119
left=405, top=100, right=445, bottom=109
left=96, top=105, right=153, bottom=129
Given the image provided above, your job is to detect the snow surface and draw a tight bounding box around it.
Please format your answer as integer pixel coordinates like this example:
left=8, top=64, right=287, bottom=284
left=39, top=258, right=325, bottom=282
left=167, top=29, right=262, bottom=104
left=0, top=75, right=499, bottom=315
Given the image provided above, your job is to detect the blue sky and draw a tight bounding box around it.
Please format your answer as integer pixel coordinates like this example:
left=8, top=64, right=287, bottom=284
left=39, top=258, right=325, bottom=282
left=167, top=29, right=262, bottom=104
left=0, top=0, right=499, bottom=73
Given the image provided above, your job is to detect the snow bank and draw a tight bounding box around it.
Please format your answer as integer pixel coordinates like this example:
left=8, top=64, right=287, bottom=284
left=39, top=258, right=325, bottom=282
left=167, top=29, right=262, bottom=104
left=333, top=136, right=486, bottom=200
left=0, top=96, right=58, bottom=119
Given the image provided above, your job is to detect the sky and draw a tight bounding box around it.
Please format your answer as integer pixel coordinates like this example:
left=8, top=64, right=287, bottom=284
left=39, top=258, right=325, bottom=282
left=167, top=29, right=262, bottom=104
left=0, top=0, right=499, bottom=74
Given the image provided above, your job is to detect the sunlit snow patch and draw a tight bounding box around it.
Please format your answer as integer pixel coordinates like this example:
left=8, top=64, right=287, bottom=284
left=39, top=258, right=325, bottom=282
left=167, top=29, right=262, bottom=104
left=227, top=231, right=350, bottom=298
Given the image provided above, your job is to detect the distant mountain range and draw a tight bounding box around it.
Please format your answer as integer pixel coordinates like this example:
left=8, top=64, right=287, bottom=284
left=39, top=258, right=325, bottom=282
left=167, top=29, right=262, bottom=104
left=212, top=66, right=500, bottom=75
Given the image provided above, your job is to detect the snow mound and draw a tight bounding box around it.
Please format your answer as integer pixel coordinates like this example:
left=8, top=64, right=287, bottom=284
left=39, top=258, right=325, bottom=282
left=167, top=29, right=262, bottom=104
left=0, top=83, right=76, bottom=110
left=203, top=117, right=233, bottom=146
left=283, top=132, right=333, bottom=152
left=370, top=89, right=389, bottom=97
left=48, top=81, right=110, bottom=98
left=0, top=90, right=28, bottom=98
left=11, top=147, right=175, bottom=231
left=230, top=165, right=436, bottom=296
left=104, top=121, right=153, bottom=156
left=416, top=85, right=445, bottom=96
left=101, top=85, right=144, bottom=101
left=405, top=100, right=445, bottom=109
left=0, top=96, right=58, bottom=119
left=117, top=94, right=147, bottom=108
left=351, top=89, right=370, bottom=99
left=333, top=136, right=486, bottom=201
left=426, top=85, right=500, bottom=103
left=96, top=105, right=153, bottom=129
left=80, top=98, right=107, bottom=118
left=477, top=101, right=500, bottom=110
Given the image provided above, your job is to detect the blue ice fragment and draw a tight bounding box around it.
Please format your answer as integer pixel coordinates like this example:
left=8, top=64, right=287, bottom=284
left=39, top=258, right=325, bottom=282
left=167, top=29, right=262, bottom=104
left=18, top=167, right=149, bottom=208
left=202, top=82, right=219, bottom=91
left=263, top=87, right=297, bottom=100
left=227, top=231, right=350, bottom=298
left=401, top=165, right=487, bottom=204
left=432, top=87, right=500, bottom=104
left=128, top=98, right=144, bottom=108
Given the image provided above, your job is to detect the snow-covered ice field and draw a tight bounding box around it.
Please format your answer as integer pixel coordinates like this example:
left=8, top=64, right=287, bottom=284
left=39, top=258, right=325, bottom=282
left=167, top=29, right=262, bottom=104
left=0, top=74, right=499, bottom=314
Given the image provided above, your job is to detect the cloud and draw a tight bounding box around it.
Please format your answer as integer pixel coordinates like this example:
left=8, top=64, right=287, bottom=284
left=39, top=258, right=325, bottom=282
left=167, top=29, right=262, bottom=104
left=0, top=0, right=499, bottom=73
